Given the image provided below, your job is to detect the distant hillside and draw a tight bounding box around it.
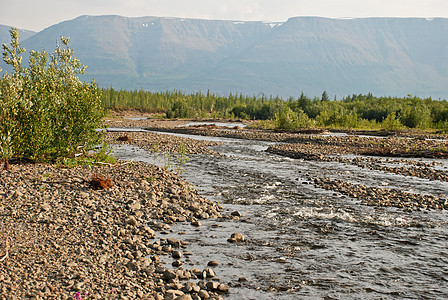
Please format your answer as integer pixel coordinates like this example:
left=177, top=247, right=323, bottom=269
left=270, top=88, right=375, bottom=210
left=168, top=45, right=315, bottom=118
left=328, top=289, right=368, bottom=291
left=0, top=25, right=36, bottom=46
left=1, top=15, right=448, bottom=99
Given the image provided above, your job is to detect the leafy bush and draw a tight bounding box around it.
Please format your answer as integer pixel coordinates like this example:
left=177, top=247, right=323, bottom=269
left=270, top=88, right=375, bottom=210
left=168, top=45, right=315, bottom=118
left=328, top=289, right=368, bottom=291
left=399, top=103, right=432, bottom=129
left=381, top=112, right=402, bottom=130
left=316, top=105, right=361, bottom=129
left=274, top=106, right=300, bottom=130
left=166, top=98, right=191, bottom=118
left=0, top=28, right=105, bottom=162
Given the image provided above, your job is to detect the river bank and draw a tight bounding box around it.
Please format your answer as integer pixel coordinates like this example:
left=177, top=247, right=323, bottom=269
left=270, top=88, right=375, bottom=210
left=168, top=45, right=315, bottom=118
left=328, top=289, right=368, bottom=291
left=0, top=161, right=229, bottom=299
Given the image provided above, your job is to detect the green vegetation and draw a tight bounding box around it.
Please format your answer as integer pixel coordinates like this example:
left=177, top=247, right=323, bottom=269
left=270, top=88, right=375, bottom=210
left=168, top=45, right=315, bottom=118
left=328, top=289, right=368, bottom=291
left=102, top=88, right=448, bottom=132
left=0, top=28, right=106, bottom=163
left=149, top=141, right=189, bottom=175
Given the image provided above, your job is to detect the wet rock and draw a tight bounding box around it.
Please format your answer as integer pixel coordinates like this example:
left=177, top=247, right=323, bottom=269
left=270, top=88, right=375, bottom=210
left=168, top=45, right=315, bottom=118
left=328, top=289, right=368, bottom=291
left=202, top=268, right=215, bottom=279
left=218, top=284, right=230, bottom=293
left=172, top=260, right=182, bottom=267
left=167, top=238, right=182, bottom=247
left=191, top=220, right=202, bottom=227
left=163, top=245, right=173, bottom=252
left=172, top=250, right=183, bottom=259
left=207, top=261, right=219, bottom=267
left=231, top=211, right=243, bottom=217
left=197, top=212, right=210, bottom=219
left=205, top=281, right=219, bottom=291
left=227, top=233, right=245, bottom=243
left=198, top=290, right=210, bottom=299
left=163, top=270, right=178, bottom=281
left=182, top=282, right=201, bottom=293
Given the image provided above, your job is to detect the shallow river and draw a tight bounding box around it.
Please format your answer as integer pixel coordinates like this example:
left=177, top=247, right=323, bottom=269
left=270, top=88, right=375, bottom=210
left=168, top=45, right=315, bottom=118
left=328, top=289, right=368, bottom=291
left=112, top=130, right=448, bottom=299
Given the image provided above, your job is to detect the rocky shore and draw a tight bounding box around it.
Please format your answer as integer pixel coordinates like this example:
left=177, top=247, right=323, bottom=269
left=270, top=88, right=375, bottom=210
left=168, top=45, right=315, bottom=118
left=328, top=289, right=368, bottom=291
left=267, top=135, right=448, bottom=159
left=268, top=143, right=448, bottom=183
left=0, top=162, right=229, bottom=299
left=309, top=177, right=448, bottom=211
left=104, top=131, right=221, bottom=155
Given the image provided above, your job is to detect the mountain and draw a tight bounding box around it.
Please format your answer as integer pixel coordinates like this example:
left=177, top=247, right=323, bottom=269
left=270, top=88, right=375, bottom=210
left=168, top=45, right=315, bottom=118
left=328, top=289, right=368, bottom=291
left=0, top=25, right=36, bottom=48
left=1, top=15, right=448, bottom=99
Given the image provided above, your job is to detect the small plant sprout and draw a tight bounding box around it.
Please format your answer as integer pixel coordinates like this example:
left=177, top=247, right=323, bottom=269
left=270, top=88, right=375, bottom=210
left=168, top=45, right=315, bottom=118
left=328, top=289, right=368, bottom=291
left=163, top=150, right=173, bottom=170
left=174, top=143, right=189, bottom=175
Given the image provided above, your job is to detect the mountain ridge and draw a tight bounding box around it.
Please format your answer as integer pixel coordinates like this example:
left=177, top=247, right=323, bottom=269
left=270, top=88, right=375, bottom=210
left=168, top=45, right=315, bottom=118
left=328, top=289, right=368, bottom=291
left=1, top=15, right=447, bottom=99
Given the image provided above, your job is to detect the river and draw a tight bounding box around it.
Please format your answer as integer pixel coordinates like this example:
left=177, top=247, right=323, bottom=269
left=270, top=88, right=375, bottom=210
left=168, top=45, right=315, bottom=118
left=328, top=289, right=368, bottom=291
left=112, top=130, right=448, bottom=299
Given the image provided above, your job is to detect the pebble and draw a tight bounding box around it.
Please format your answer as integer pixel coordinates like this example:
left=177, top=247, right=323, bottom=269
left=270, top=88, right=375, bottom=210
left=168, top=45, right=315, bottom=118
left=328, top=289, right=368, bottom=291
left=207, top=261, right=219, bottom=267
left=231, top=211, right=243, bottom=217
left=227, top=233, right=245, bottom=243
left=191, top=220, right=202, bottom=227
left=172, top=250, right=183, bottom=259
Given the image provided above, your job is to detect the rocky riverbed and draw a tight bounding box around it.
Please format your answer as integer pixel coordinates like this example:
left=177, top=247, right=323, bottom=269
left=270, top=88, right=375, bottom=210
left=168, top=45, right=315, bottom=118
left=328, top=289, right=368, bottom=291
left=104, top=131, right=222, bottom=155
left=2, top=116, right=447, bottom=299
left=309, top=176, right=448, bottom=210
left=138, top=119, right=448, bottom=211
left=0, top=161, right=230, bottom=299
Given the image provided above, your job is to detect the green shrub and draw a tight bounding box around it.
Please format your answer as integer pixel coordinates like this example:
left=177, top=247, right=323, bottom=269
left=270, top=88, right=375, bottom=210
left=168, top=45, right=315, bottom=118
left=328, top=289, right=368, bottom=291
left=166, top=98, right=191, bottom=118
left=381, top=112, right=402, bottom=130
left=274, top=106, right=300, bottom=130
left=0, top=28, right=105, bottom=162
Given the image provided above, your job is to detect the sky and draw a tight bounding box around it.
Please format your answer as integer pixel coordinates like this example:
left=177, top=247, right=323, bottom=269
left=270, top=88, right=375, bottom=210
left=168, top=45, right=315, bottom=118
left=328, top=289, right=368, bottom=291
left=1, top=0, right=447, bottom=32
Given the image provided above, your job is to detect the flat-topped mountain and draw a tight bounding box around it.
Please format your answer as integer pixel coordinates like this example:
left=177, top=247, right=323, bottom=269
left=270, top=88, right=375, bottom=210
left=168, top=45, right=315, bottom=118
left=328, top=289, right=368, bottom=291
left=1, top=15, right=448, bottom=98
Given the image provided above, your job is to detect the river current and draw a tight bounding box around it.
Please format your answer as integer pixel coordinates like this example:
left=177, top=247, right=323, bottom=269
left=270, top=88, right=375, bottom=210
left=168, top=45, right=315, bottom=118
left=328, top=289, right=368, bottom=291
left=112, top=130, right=448, bottom=299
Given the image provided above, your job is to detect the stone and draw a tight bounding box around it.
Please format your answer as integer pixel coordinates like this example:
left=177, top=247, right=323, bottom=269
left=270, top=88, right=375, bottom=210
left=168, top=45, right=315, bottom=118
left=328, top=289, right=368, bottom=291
left=231, top=211, right=243, bottom=217
left=182, top=282, right=200, bottom=293
left=227, top=233, right=245, bottom=243
left=163, top=270, right=178, bottom=281
left=126, top=216, right=139, bottom=227
left=172, top=260, right=182, bottom=267
left=172, top=250, right=183, bottom=259
left=165, top=290, right=184, bottom=300
left=205, top=281, right=219, bottom=291
left=218, top=284, right=230, bottom=293
left=191, top=220, right=202, bottom=227
left=198, top=290, right=210, bottom=299
left=154, top=293, right=164, bottom=300
left=202, top=268, right=215, bottom=279
left=175, top=295, right=192, bottom=300
left=130, top=201, right=141, bottom=211
left=167, top=238, right=181, bottom=247
left=207, top=261, right=218, bottom=267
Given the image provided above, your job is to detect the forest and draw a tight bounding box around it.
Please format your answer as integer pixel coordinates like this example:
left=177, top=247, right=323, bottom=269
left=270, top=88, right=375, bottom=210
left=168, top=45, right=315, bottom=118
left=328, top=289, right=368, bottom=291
left=101, top=88, right=448, bottom=132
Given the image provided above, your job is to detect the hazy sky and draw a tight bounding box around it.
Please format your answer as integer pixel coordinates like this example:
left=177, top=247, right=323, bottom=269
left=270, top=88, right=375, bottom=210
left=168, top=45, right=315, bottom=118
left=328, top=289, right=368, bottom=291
left=1, top=0, right=447, bottom=31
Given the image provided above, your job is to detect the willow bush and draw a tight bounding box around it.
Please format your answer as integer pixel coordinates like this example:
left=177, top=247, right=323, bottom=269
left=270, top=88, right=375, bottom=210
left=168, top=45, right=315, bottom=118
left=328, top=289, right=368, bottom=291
left=0, top=28, right=105, bottom=162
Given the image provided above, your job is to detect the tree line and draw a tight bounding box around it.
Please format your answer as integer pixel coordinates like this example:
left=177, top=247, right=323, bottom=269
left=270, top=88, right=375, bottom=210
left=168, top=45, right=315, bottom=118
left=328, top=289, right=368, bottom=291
left=102, top=88, right=448, bottom=132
